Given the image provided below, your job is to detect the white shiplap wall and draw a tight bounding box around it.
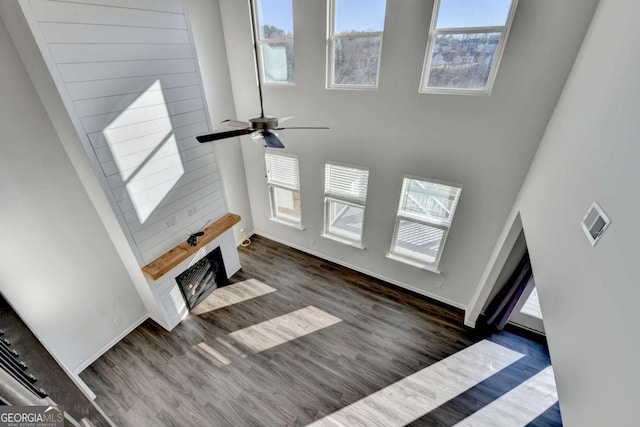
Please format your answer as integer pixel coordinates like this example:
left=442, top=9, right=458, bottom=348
left=23, top=0, right=227, bottom=265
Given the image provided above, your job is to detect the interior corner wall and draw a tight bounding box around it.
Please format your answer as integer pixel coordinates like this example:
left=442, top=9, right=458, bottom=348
left=218, top=0, right=599, bottom=308
left=0, top=15, right=146, bottom=375
left=185, top=0, right=254, bottom=244
left=512, top=0, right=640, bottom=424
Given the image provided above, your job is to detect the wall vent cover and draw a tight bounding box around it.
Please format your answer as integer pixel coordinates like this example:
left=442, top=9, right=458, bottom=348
left=581, top=202, right=611, bottom=246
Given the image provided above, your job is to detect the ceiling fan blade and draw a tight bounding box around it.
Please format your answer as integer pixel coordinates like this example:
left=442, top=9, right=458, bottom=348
left=277, top=116, right=294, bottom=125
left=221, top=119, right=251, bottom=128
left=196, top=128, right=253, bottom=143
left=262, top=131, right=285, bottom=149
left=276, top=126, right=330, bottom=130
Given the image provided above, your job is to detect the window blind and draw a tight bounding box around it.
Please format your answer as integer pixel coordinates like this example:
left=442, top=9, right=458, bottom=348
left=265, top=152, right=300, bottom=190
left=324, top=163, right=369, bottom=204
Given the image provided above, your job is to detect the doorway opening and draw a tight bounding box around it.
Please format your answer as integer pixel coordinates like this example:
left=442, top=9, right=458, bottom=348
left=481, top=229, right=545, bottom=336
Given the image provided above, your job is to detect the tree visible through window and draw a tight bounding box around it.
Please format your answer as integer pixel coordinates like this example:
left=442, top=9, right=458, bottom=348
left=328, top=0, right=387, bottom=88
left=255, top=0, right=295, bottom=84
left=421, top=0, right=518, bottom=93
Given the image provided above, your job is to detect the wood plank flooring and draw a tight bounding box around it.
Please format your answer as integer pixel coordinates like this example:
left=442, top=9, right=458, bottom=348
left=80, top=235, right=561, bottom=426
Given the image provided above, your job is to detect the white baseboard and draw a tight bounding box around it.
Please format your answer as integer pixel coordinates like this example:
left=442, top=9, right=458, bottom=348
left=464, top=320, right=476, bottom=328
left=74, top=314, right=149, bottom=376
left=253, top=231, right=466, bottom=311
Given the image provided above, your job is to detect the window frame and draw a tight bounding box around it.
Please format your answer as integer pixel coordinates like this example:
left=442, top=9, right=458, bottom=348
left=265, top=151, right=303, bottom=228
left=326, top=0, right=386, bottom=90
left=419, top=0, right=519, bottom=95
left=387, top=175, right=462, bottom=273
left=252, top=0, right=295, bottom=86
left=322, top=162, right=369, bottom=248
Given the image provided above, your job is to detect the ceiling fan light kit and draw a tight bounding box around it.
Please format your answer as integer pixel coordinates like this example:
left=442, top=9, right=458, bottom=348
left=196, top=0, right=328, bottom=149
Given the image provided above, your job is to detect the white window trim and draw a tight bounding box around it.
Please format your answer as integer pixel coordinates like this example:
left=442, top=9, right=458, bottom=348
left=265, top=152, right=302, bottom=228
left=387, top=175, right=462, bottom=272
left=252, top=0, right=295, bottom=86
left=268, top=183, right=302, bottom=226
left=322, top=162, right=369, bottom=247
left=326, top=0, right=385, bottom=90
left=419, top=0, right=519, bottom=95
left=322, top=196, right=366, bottom=248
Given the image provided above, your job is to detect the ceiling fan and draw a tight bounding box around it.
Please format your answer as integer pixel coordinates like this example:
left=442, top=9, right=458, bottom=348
left=196, top=0, right=328, bottom=149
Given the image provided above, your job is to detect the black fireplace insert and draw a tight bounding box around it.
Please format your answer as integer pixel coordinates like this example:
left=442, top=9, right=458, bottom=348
left=175, top=247, right=228, bottom=310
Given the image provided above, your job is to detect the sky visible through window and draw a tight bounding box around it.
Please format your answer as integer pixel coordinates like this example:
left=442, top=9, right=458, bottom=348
left=258, top=0, right=388, bottom=36
left=436, top=0, right=512, bottom=29
left=258, top=0, right=293, bottom=36
left=335, top=0, right=386, bottom=34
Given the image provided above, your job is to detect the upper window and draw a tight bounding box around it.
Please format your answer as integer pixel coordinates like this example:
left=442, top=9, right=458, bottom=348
left=265, top=152, right=302, bottom=227
left=420, top=0, right=518, bottom=94
left=388, top=177, right=462, bottom=272
left=323, top=163, right=369, bottom=247
left=255, top=0, right=295, bottom=84
left=327, top=0, right=387, bottom=89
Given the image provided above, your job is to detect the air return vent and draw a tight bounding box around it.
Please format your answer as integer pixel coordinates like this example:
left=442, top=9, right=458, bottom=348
left=581, top=202, right=611, bottom=246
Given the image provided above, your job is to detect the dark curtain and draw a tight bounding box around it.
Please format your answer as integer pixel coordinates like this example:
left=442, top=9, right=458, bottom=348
left=483, top=251, right=532, bottom=331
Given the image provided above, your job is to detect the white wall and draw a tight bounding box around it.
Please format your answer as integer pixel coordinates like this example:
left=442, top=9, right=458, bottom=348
left=18, top=0, right=229, bottom=265
left=185, top=0, right=254, bottom=244
left=509, top=0, right=640, bottom=424
left=219, top=0, right=599, bottom=307
left=0, top=16, right=146, bottom=375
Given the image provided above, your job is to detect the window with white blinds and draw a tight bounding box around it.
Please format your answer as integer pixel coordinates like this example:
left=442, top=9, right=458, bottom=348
left=388, top=176, right=462, bottom=271
left=323, top=163, right=369, bottom=246
left=265, top=152, right=302, bottom=226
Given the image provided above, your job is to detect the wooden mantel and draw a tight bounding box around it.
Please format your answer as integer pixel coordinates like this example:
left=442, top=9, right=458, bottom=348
left=142, top=213, right=241, bottom=280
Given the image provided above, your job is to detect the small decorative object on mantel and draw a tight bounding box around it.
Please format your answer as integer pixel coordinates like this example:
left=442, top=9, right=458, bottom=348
left=186, top=219, right=211, bottom=247
left=187, top=232, right=204, bottom=247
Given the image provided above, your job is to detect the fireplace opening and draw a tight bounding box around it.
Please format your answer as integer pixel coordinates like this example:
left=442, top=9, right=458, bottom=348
left=175, top=247, right=228, bottom=310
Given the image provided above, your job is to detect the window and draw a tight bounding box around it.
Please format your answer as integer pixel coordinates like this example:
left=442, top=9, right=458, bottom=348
left=265, top=152, right=301, bottom=226
left=420, top=0, right=518, bottom=94
left=323, top=163, right=369, bottom=247
left=388, top=177, right=462, bottom=272
left=327, top=0, right=387, bottom=88
left=254, top=0, right=295, bottom=84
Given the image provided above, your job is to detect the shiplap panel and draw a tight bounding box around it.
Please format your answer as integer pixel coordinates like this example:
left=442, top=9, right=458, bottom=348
left=74, top=84, right=201, bottom=118
left=89, top=111, right=205, bottom=148
left=81, top=98, right=203, bottom=133
left=139, top=200, right=226, bottom=256
left=111, top=154, right=212, bottom=202
left=31, top=0, right=187, bottom=29
left=133, top=191, right=222, bottom=243
left=116, top=157, right=218, bottom=212
left=131, top=186, right=221, bottom=238
left=96, top=131, right=211, bottom=168
left=114, top=162, right=215, bottom=204
left=122, top=170, right=219, bottom=226
left=50, top=0, right=184, bottom=14
left=102, top=143, right=214, bottom=179
left=58, top=58, right=196, bottom=83
left=27, top=0, right=228, bottom=271
left=89, top=120, right=207, bottom=151
left=50, top=43, right=193, bottom=64
left=106, top=147, right=214, bottom=190
left=66, top=73, right=199, bottom=100
left=135, top=189, right=223, bottom=248
left=140, top=204, right=227, bottom=263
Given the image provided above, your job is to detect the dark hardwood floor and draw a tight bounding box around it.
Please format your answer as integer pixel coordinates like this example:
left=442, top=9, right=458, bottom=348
left=80, top=235, right=561, bottom=426
left=0, top=294, right=109, bottom=426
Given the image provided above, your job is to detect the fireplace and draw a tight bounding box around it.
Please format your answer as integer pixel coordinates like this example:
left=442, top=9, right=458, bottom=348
left=175, top=247, right=228, bottom=310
